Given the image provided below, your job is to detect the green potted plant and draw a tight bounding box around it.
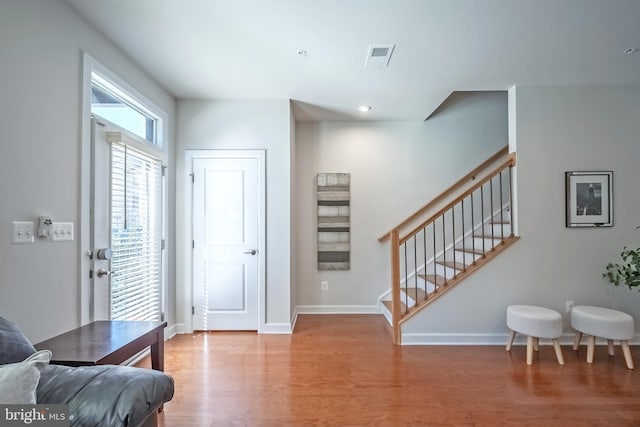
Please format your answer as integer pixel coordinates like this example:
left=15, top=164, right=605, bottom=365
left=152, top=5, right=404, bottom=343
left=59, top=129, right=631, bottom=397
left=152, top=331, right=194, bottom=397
left=603, top=231, right=640, bottom=290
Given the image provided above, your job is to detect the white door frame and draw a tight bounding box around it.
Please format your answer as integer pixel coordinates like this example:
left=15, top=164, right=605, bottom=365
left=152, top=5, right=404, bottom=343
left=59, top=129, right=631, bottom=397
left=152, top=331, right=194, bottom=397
left=184, top=149, right=266, bottom=333
left=80, top=53, right=168, bottom=325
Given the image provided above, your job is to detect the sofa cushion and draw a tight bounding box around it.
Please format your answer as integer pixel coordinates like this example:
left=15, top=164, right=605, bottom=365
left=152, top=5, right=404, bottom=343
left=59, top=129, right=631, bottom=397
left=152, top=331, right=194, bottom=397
left=38, top=364, right=174, bottom=427
left=0, top=316, right=37, bottom=364
left=0, top=350, right=52, bottom=404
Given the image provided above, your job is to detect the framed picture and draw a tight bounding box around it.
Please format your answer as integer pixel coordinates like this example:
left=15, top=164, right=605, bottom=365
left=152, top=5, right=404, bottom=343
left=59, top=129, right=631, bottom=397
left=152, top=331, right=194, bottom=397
left=565, top=171, right=613, bottom=227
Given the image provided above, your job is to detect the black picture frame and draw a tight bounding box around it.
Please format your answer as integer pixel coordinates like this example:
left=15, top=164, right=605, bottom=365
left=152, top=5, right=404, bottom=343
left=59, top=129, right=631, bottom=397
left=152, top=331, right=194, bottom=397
left=565, top=171, right=613, bottom=228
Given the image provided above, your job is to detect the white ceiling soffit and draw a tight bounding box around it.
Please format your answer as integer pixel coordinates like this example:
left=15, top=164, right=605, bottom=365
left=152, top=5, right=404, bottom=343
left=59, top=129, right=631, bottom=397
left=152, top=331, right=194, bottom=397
left=365, top=44, right=395, bottom=68
left=63, top=0, right=640, bottom=122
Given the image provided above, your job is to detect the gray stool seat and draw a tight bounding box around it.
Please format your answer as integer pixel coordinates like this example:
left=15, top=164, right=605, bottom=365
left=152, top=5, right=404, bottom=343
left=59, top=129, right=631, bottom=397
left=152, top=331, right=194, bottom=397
left=571, top=305, right=635, bottom=369
left=506, top=305, right=564, bottom=365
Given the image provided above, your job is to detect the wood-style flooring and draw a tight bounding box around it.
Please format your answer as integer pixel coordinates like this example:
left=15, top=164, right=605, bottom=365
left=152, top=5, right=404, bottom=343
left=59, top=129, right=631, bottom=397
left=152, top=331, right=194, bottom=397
left=136, top=315, right=639, bottom=427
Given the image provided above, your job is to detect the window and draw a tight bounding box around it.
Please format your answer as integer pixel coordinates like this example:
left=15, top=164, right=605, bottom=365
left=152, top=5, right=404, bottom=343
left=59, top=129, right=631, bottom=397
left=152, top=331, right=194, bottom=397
left=91, top=73, right=159, bottom=146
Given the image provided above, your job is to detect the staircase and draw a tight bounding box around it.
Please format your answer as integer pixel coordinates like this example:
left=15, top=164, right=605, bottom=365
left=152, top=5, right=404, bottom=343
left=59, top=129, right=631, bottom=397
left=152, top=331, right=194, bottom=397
left=378, top=148, right=519, bottom=344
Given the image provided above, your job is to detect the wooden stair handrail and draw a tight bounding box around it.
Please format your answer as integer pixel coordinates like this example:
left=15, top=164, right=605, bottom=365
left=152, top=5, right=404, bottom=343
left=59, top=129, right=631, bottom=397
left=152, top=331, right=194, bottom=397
left=378, top=146, right=509, bottom=243
left=400, top=153, right=516, bottom=245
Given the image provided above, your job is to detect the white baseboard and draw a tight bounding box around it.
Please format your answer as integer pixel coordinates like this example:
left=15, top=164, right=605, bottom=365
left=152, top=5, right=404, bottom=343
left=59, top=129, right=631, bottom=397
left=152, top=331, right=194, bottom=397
left=296, top=305, right=380, bottom=314
left=164, top=323, right=178, bottom=340
left=174, top=323, right=190, bottom=334
left=401, top=332, right=510, bottom=346
left=172, top=321, right=294, bottom=335
left=377, top=289, right=391, bottom=305
left=261, top=322, right=293, bottom=334
left=291, top=308, right=299, bottom=332
left=401, top=332, right=640, bottom=346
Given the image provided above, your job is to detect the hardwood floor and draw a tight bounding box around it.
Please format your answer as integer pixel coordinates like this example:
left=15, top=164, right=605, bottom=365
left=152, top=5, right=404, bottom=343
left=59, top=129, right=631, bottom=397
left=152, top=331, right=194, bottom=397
left=137, top=315, right=639, bottom=426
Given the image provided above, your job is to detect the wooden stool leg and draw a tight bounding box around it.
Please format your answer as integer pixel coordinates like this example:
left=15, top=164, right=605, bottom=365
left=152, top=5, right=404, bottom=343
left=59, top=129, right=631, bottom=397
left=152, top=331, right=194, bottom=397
left=586, top=335, right=596, bottom=363
left=607, top=339, right=615, bottom=356
left=621, top=341, right=635, bottom=370
left=573, top=332, right=583, bottom=351
left=526, top=336, right=534, bottom=365
left=552, top=338, right=564, bottom=365
left=506, top=330, right=516, bottom=351
left=534, top=337, right=539, bottom=352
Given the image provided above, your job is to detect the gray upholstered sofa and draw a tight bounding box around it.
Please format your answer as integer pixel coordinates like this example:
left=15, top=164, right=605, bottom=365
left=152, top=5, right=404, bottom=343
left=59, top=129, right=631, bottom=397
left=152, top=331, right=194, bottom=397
left=0, top=316, right=174, bottom=427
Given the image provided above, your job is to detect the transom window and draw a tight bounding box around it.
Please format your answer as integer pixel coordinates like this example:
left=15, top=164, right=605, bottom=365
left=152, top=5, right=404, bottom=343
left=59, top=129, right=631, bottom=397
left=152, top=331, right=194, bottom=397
left=91, top=73, right=159, bottom=146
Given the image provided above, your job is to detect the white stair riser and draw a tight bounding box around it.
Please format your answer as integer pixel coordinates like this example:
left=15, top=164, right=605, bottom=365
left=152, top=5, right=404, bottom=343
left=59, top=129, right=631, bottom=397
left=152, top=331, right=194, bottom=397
left=380, top=302, right=392, bottom=324
left=399, top=289, right=419, bottom=307
left=452, top=250, right=482, bottom=264
left=467, top=237, right=502, bottom=252
left=420, top=274, right=452, bottom=288
left=430, top=263, right=458, bottom=279
left=485, top=223, right=511, bottom=235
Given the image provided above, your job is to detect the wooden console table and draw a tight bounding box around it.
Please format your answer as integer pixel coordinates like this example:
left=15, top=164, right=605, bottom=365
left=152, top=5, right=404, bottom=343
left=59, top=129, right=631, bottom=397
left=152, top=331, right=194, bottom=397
left=35, top=320, right=167, bottom=372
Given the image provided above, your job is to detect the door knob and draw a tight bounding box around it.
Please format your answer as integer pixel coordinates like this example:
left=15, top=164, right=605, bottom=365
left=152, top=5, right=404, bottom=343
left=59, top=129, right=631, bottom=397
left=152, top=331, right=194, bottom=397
left=96, top=248, right=113, bottom=260
left=96, top=268, right=112, bottom=278
left=243, top=249, right=257, bottom=255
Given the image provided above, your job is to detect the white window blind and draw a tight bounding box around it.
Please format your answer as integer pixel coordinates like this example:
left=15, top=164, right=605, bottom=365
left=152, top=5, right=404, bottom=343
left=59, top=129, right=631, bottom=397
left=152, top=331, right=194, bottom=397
left=110, top=143, right=162, bottom=321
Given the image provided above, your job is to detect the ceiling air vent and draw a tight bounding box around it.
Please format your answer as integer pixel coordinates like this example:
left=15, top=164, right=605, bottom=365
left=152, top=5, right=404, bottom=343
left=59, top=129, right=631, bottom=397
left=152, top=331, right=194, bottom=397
left=365, top=44, right=395, bottom=68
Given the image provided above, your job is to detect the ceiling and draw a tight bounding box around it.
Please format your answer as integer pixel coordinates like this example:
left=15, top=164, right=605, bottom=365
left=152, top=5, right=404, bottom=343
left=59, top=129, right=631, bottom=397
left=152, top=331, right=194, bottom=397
left=64, top=0, right=640, bottom=122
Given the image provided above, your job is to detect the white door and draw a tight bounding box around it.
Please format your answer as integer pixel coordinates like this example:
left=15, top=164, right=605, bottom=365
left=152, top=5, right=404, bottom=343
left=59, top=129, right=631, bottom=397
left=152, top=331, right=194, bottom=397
left=91, top=117, right=164, bottom=321
left=192, top=151, right=264, bottom=330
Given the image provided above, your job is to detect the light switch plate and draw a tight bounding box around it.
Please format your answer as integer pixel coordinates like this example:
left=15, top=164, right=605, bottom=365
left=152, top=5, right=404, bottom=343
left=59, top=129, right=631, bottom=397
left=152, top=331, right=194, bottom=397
left=51, top=222, right=74, bottom=242
left=12, top=221, right=35, bottom=244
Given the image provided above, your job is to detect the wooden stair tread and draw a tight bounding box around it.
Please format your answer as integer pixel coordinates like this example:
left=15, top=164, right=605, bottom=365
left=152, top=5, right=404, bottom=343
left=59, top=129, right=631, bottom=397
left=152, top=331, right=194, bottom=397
left=418, top=273, right=447, bottom=286
left=435, top=260, right=466, bottom=271
left=455, top=246, right=486, bottom=255
left=402, top=287, right=427, bottom=302
left=472, top=234, right=507, bottom=240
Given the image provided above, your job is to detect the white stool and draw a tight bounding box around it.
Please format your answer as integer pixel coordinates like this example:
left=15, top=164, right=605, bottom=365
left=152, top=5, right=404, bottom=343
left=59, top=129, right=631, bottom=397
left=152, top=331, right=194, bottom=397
left=571, top=305, right=635, bottom=370
left=506, top=305, right=564, bottom=365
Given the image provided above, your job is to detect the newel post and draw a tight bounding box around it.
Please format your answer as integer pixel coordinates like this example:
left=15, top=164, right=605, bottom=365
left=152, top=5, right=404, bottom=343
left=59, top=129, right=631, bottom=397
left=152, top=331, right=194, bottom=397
left=390, top=229, right=402, bottom=345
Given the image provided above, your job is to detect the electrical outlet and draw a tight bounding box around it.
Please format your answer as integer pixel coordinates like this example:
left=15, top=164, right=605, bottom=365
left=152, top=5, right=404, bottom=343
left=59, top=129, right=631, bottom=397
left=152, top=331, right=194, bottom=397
left=37, top=216, right=53, bottom=237
left=565, top=300, right=575, bottom=314
left=321, top=281, right=329, bottom=291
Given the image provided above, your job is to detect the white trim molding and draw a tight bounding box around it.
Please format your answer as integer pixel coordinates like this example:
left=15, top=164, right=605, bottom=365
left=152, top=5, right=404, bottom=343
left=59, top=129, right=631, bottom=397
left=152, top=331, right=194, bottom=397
left=164, top=324, right=178, bottom=340
left=296, top=305, right=380, bottom=315
left=261, top=323, right=294, bottom=334
left=400, top=332, right=640, bottom=346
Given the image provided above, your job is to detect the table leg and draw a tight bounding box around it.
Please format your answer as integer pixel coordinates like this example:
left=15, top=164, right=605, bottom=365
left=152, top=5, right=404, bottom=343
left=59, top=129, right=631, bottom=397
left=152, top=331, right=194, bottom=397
left=150, top=329, right=164, bottom=372
left=150, top=328, right=165, bottom=412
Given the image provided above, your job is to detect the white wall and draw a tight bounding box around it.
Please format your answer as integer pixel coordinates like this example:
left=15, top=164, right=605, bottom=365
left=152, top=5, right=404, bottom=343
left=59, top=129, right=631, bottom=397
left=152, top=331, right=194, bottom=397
left=0, top=0, right=176, bottom=343
left=176, top=100, right=294, bottom=331
left=295, top=92, right=508, bottom=311
left=403, top=85, right=640, bottom=344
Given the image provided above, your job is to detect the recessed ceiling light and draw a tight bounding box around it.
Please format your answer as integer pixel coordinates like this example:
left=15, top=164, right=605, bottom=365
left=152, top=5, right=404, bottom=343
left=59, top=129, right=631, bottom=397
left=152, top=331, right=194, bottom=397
left=624, top=47, right=638, bottom=55
left=358, top=105, right=371, bottom=113
left=297, top=49, right=307, bottom=57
